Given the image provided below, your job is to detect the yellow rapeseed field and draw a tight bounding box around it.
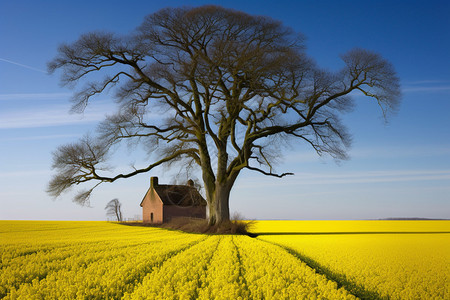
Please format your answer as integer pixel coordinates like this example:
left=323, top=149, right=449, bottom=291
left=1, top=221, right=353, bottom=299
left=251, top=219, right=450, bottom=233
left=257, top=220, right=450, bottom=299
left=1, top=220, right=448, bottom=299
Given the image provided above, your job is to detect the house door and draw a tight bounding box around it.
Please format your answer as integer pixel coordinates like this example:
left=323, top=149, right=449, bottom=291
left=150, top=212, right=154, bottom=223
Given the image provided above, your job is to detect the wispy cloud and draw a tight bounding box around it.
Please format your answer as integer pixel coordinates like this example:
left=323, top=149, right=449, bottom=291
left=0, top=104, right=107, bottom=129
left=1, top=134, right=81, bottom=142
left=293, top=169, right=450, bottom=184
left=239, top=169, right=450, bottom=188
left=0, top=93, right=71, bottom=101
left=351, top=145, right=450, bottom=159
left=285, top=145, right=450, bottom=164
left=0, top=100, right=163, bottom=129
left=404, top=80, right=450, bottom=85
left=0, top=58, right=46, bottom=73
left=402, top=80, right=450, bottom=93
left=402, top=86, right=450, bottom=92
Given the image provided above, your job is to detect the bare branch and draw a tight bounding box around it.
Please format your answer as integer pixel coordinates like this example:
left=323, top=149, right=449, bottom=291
left=245, top=166, right=294, bottom=178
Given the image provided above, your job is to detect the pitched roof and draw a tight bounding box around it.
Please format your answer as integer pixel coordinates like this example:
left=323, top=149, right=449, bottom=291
left=140, top=184, right=207, bottom=207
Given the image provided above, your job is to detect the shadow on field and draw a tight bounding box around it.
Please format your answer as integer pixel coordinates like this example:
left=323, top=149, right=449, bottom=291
left=253, top=231, right=450, bottom=237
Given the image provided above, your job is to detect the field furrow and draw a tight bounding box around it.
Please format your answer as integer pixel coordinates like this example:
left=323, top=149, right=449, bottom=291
left=230, top=236, right=252, bottom=298
left=262, top=238, right=383, bottom=300
left=259, top=230, right=450, bottom=299
left=196, top=236, right=249, bottom=299
left=233, top=235, right=357, bottom=299
left=123, top=236, right=221, bottom=299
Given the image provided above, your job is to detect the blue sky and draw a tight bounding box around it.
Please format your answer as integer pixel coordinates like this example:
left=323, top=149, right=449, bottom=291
left=1, top=0, right=449, bottom=220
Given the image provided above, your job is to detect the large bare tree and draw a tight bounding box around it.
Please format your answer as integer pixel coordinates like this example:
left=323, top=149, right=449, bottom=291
left=47, top=6, right=400, bottom=225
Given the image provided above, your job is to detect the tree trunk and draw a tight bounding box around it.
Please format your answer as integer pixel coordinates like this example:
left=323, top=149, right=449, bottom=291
left=200, top=142, right=238, bottom=226
left=115, top=207, right=120, bottom=222
left=207, top=180, right=235, bottom=226
left=214, top=183, right=231, bottom=224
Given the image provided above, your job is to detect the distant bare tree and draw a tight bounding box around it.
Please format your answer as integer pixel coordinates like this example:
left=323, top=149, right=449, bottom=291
left=105, top=198, right=123, bottom=222
left=47, top=6, right=401, bottom=225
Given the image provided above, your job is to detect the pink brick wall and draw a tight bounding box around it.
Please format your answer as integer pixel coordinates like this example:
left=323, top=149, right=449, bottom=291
left=142, top=189, right=163, bottom=223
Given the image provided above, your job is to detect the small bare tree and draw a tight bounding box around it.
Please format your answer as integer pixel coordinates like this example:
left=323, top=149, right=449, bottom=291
left=47, top=6, right=401, bottom=225
left=105, top=198, right=123, bottom=222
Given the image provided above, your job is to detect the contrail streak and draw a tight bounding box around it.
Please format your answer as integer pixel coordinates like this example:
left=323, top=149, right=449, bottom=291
left=0, top=58, right=47, bottom=73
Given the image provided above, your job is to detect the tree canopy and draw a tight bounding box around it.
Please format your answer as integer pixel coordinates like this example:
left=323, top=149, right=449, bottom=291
left=47, top=5, right=401, bottom=225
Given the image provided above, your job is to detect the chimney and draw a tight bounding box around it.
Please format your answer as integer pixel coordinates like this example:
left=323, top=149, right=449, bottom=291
left=150, top=177, right=158, bottom=189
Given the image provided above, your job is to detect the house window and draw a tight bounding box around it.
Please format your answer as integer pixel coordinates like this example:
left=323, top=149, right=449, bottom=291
left=150, top=212, right=154, bottom=223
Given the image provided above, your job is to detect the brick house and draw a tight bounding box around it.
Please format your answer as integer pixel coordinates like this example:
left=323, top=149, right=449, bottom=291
left=140, top=177, right=207, bottom=223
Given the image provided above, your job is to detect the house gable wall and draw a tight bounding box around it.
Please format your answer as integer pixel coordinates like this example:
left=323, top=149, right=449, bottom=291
left=142, top=189, right=163, bottom=223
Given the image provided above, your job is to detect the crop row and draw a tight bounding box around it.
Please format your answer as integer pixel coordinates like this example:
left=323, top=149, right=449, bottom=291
left=1, top=222, right=204, bottom=299
left=1, top=221, right=358, bottom=299
left=5, top=221, right=446, bottom=299
left=125, top=235, right=356, bottom=299
left=260, top=233, right=450, bottom=299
